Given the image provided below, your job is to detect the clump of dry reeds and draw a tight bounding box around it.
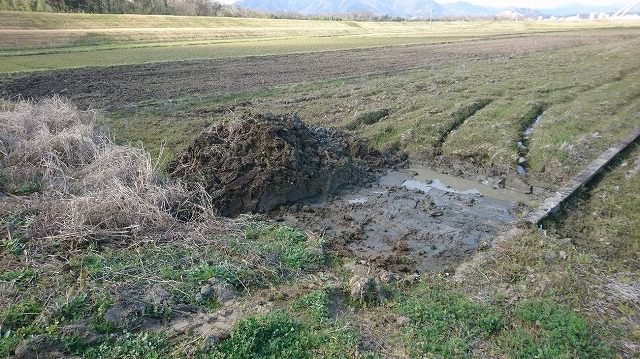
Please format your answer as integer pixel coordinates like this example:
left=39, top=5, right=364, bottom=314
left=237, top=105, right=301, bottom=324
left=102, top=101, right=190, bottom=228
left=0, top=97, right=208, bottom=246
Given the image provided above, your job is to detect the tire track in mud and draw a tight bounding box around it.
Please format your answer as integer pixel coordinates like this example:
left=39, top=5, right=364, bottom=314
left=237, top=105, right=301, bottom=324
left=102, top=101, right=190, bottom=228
left=1, top=31, right=637, bottom=111
left=435, top=98, right=492, bottom=156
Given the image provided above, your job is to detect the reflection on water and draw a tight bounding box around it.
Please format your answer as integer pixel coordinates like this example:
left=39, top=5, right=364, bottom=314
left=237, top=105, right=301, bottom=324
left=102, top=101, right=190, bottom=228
left=347, top=197, right=368, bottom=204
left=517, top=114, right=542, bottom=174
left=403, top=179, right=481, bottom=195
left=380, top=165, right=532, bottom=204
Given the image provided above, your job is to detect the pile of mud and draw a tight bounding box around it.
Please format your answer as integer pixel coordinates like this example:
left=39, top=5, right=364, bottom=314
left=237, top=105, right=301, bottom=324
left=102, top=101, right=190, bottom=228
left=168, top=113, right=400, bottom=216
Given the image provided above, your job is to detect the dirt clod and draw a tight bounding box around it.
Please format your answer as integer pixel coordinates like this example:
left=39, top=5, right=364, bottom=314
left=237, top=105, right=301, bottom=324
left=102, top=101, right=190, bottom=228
left=104, top=300, right=146, bottom=330
left=14, top=334, right=64, bottom=359
left=168, top=113, right=396, bottom=216
left=349, top=275, right=385, bottom=304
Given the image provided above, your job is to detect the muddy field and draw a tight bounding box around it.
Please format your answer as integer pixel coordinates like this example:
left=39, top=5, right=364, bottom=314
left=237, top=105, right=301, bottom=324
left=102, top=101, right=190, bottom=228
left=168, top=113, right=539, bottom=273
left=1, top=30, right=636, bottom=111
left=1, top=29, right=636, bottom=274
left=272, top=166, right=530, bottom=273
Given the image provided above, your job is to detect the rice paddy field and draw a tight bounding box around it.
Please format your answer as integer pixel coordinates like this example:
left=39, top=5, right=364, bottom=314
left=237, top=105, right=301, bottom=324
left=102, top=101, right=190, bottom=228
left=1, top=10, right=639, bottom=358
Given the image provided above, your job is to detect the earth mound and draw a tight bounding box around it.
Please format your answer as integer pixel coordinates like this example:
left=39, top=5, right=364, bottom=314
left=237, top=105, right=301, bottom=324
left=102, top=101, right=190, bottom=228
left=167, top=113, right=399, bottom=216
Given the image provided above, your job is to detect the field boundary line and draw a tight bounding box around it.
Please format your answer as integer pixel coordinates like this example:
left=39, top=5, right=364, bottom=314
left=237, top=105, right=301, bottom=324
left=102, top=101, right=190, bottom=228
left=524, top=126, right=640, bottom=225
left=454, top=127, right=640, bottom=280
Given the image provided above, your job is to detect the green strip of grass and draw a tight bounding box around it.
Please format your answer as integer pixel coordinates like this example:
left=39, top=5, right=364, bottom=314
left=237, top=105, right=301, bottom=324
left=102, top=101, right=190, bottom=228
left=0, top=35, right=463, bottom=73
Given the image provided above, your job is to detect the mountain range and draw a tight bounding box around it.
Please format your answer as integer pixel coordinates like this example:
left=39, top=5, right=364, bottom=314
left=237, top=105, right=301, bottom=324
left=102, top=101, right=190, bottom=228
left=234, top=0, right=629, bottom=18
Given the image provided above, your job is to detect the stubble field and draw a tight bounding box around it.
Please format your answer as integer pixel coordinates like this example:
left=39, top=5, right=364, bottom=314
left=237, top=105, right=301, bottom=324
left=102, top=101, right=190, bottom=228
left=1, top=12, right=639, bottom=358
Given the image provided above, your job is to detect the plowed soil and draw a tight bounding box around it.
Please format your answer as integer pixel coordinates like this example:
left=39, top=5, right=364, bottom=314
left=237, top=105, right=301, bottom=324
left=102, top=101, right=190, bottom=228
left=167, top=113, right=401, bottom=216
left=0, top=31, right=631, bottom=111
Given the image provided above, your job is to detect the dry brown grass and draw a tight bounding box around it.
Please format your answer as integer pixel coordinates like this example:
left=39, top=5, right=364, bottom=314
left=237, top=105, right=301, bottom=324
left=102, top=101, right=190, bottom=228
left=0, top=97, right=210, bottom=248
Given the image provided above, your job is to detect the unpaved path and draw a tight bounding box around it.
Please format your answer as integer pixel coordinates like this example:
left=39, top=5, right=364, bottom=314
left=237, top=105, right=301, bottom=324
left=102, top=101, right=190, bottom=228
left=1, top=30, right=634, bottom=111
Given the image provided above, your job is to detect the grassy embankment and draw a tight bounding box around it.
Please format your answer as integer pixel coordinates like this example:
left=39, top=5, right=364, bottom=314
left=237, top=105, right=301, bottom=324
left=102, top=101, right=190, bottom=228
left=1, top=13, right=639, bottom=358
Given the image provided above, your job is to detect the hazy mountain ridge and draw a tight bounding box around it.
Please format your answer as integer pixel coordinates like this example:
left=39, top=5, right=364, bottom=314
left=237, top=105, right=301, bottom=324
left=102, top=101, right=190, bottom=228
left=234, top=0, right=629, bottom=18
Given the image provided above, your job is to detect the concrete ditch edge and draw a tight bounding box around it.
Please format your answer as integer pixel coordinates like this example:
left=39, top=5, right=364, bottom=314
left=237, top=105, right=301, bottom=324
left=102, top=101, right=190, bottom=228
left=454, top=127, right=640, bottom=281
left=524, top=126, right=640, bottom=226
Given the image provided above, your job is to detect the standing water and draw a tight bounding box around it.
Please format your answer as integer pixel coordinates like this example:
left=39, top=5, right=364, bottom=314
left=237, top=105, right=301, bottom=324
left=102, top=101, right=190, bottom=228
left=517, top=114, right=542, bottom=174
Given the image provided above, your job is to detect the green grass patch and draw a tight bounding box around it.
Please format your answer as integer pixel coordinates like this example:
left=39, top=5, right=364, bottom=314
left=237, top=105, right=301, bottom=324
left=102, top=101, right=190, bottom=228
left=1, top=215, right=34, bottom=255
left=247, top=224, right=325, bottom=272
left=65, top=331, right=171, bottom=359
left=0, top=298, right=42, bottom=333
left=395, top=282, right=609, bottom=358
left=292, top=288, right=331, bottom=322
left=399, top=285, right=505, bottom=357
left=210, top=307, right=374, bottom=358
left=506, top=300, right=608, bottom=358
left=212, top=311, right=306, bottom=358
left=0, top=268, right=35, bottom=283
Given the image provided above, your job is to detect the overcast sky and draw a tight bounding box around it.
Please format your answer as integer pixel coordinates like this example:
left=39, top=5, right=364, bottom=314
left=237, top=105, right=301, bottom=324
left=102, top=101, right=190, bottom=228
left=217, top=0, right=628, bottom=8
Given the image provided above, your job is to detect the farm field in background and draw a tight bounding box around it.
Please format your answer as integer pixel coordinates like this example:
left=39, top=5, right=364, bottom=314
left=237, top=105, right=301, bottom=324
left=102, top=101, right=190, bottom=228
left=2, top=10, right=640, bottom=72
left=1, top=12, right=639, bottom=358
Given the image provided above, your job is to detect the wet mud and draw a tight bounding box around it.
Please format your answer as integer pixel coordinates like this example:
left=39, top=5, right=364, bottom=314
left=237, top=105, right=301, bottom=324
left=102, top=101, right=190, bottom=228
left=273, top=165, right=532, bottom=273
left=169, top=113, right=535, bottom=272
left=167, top=113, right=402, bottom=216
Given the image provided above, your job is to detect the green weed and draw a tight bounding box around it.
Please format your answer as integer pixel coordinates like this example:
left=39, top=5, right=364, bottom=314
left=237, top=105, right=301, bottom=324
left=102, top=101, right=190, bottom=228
left=189, top=262, right=243, bottom=287
left=80, top=331, right=170, bottom=359
left=0, top=170, right=6, bottom=189
left=0, top=268, right=35, bottom=283
left=400, top=286, right=505, bottom=357
left=80, top=254, right=125, bottom=278
left=0, top=299, right=42, bottom=333
left=292, top=288, right=331, bottom=322
left=51, top=294, right=89, bottom=324
left=248, top=224, right=325, bottom=272
left=505, top=300, right=609, bottom=358
left=1, top=216, right=34, bottom=255
left=272, top=226, right=306, bottom=243
left=211, top=308, right=372, bottom=358
left=10, top=181, right=42, bottom=196
left=212, top=311, right=306, bottom=358
left=0, top=299, right=43, bottom=356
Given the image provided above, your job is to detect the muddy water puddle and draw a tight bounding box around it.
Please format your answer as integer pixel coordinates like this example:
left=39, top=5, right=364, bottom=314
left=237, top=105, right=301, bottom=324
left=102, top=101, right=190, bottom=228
left=517, top=114, right=542, bottom=174
left=275, top=165, right=533, bottom=273
left=383, top=165, right=533, bottom=204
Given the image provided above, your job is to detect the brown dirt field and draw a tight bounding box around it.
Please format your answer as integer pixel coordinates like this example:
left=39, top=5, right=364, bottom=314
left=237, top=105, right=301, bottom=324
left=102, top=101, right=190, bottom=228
left=1, top=30, right=635, bottom=111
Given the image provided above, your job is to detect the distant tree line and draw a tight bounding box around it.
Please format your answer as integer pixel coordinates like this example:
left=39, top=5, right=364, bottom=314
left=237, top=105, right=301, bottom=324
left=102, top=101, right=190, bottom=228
left=0, top=0, right=268, bottom=17
left=0, top=0, right=409, bottom=21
